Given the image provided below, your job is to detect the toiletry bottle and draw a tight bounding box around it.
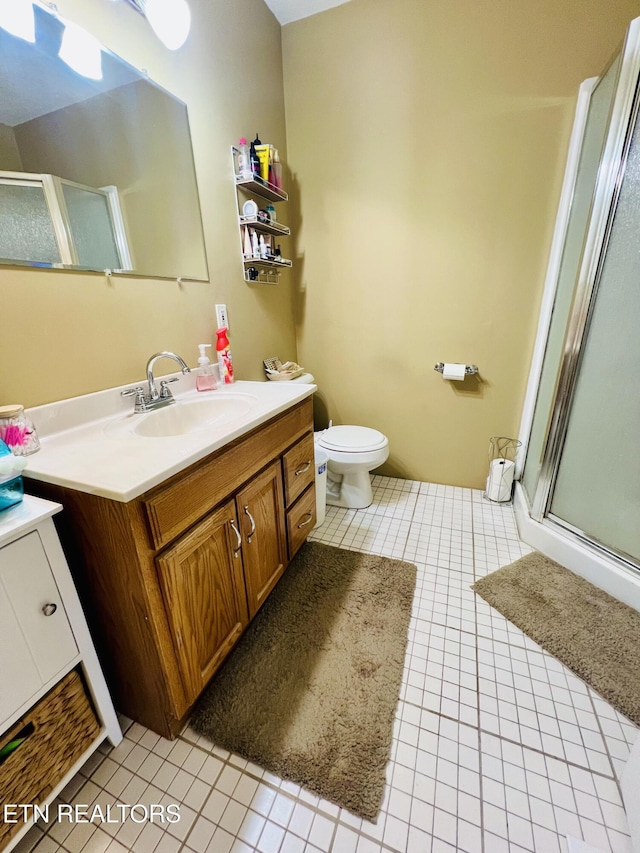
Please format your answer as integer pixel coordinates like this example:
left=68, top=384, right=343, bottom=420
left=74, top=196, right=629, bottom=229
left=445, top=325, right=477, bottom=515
left=196, top=343, right=217, bottom=391
left=272, top=149, right=283, bottom=190
left=266, top=204, right=276, bottom=224
left=216, top=327, right=234, bottom=384
left=250, top=139, right=261, bottom=180
left=237, top=137, right=251, bottom=179
left=251, top=229, right=260, bottom=258
left=256, top=144, right=270, bottom=183
left=243, top=226, right=253, bottom=258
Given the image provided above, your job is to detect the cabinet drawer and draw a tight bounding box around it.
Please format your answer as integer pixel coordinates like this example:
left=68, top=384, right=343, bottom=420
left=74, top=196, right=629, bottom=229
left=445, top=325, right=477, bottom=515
left=0, top=532, right=78, bottom=722
left=286, top=484, right=316, bottom=560
left=282, top=432, right=315, bottom=508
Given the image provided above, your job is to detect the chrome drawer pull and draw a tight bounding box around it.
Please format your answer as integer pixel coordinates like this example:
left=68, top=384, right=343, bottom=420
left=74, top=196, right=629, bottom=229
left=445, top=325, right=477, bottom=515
left=295, top=461, right=311, bottom=476
left=297, top=512, right=313, bottom=529
left=229, top=519, right=242, bottom=557
left=42, top=603, right=57, bottom=616
left=243, top=505, right=256, bottom=543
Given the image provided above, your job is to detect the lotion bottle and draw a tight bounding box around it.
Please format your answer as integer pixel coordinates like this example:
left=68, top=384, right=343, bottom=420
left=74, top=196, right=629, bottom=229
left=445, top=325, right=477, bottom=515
left=237, top=137, right=251, bottom=179
left=216, top=327, right=234, bottom=384
left=272, top=149, right=283, bottom=190
left=196, top=343, right=217, bottom=391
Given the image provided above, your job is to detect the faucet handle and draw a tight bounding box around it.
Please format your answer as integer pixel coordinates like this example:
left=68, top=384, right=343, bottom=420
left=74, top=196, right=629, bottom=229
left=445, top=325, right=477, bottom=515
left=121, top=386, right=145, bottom=400
left=122, top=386, right=147, bottom=412
left=159, top=378, right=179, bottom=399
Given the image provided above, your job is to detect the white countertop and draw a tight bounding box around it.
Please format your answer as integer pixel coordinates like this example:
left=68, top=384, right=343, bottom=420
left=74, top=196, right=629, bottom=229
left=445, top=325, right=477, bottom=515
left=23, top=378, right=316, bottom=503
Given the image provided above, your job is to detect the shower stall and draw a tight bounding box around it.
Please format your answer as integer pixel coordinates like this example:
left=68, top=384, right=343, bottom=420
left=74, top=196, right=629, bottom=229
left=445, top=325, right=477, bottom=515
left=516, top=16, right=640, bottom=611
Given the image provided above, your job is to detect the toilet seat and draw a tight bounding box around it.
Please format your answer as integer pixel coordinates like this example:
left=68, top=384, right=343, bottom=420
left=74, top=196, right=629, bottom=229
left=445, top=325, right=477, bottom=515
left=318, top=425, right=387, bottom=453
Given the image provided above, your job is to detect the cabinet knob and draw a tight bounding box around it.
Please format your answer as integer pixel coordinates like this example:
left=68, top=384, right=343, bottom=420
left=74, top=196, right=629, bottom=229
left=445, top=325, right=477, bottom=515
left=42, top=602, right=58, bottom=616
left=294, top=461, right=311, bottom=476
left=297, top=513, right=313, bottom=529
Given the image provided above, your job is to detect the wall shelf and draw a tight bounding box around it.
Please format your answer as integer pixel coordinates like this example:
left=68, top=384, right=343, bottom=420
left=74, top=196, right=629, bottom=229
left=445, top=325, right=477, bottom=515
left=232, top=145, right=291, bottom=284
left=239, top=215, right=291, bottom=237
left=235, top=175, right=288, bottom=203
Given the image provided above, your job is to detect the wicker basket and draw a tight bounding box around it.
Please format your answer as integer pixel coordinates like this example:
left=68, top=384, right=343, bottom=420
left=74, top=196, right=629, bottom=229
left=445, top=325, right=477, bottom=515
left=0, top=669, right=100, bottom=850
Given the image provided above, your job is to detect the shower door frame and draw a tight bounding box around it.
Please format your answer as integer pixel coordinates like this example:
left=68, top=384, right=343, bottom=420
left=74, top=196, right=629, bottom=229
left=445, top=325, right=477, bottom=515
left=522, top=17, right=640, bottom=571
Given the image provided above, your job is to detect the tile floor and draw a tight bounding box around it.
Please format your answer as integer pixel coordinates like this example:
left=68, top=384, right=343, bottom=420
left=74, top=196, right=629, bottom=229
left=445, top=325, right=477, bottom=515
left=14, top=477, right=639, bottom=853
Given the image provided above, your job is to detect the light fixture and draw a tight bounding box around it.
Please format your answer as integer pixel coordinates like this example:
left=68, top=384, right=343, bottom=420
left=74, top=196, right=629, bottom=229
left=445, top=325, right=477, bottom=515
left=125, top=0, right=191, bottom=51
left=58, top=21, right=103, bottom=80
left=0, top=0, right=35, bottom=42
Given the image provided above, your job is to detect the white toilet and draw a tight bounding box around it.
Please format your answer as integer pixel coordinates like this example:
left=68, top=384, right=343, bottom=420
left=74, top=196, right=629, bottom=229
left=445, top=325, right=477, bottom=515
left=273, top=372, right=389, bottom=510
left=316, top=425, right=389, bottom=509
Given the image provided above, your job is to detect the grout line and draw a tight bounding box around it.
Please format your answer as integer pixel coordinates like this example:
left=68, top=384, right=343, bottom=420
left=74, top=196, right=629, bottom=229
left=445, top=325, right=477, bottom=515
left=471, top=487, right=487, bottom=853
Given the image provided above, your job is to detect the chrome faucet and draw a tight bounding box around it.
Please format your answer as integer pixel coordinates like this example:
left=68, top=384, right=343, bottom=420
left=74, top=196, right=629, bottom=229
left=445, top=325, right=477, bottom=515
left=122, top=351, right=191, bottom=413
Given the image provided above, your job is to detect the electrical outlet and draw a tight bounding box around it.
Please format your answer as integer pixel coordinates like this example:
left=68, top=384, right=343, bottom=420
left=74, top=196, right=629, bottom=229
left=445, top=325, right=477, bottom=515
left=215, top=304, right=229, bottom=330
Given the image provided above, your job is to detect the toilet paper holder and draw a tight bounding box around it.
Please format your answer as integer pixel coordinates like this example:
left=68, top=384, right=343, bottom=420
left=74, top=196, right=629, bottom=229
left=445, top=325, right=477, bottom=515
left=434, top=363, right=479, bottom=375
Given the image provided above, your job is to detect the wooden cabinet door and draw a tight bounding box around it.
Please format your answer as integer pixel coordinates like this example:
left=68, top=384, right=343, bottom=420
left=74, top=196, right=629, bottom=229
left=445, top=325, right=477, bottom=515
left=236, top=461, right=287, bottom=619
left=156, top=500, right=249, bottom=703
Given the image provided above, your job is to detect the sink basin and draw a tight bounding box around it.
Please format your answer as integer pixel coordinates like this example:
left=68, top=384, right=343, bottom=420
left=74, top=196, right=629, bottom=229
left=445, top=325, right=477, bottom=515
left=108, top=394, right=258, bottom=438
left=134, top=395, right=257, bottom=437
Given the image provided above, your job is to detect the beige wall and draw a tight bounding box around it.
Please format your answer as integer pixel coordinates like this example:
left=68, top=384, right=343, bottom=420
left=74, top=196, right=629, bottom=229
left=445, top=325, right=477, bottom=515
left=2, top=0, right=639, bottom=490
left=0, top=0, right=295, bottom=407
left=283, top=0, right=640, bottom=487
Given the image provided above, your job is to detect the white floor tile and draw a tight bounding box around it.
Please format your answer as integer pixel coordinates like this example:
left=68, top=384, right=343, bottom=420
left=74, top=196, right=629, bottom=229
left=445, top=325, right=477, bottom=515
left=24, top=478, right=637, bottom=853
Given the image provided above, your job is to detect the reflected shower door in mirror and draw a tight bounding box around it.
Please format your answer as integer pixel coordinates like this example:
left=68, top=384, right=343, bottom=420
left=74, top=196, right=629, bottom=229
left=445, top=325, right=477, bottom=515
left=0, top=172, right=129, bottom=270
left=0, top=2, right=209, bottom=281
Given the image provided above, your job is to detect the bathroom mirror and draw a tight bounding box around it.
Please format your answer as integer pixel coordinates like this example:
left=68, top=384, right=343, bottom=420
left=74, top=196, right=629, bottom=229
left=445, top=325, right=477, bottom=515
left=0, top=3, right=209, bottom=280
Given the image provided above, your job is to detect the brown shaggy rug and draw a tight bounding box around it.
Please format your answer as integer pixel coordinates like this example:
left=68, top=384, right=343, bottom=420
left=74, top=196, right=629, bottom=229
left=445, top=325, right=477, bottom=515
left=190, top=541, right=416, bottom=820
left=473, top=551, right=640, bottom=724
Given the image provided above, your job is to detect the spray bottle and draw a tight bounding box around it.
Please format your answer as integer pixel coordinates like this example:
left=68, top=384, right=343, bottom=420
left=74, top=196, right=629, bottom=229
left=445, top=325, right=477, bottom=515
left=216, top=327, right=234, bottom=384
left=196, top=343, right=217, bottom=391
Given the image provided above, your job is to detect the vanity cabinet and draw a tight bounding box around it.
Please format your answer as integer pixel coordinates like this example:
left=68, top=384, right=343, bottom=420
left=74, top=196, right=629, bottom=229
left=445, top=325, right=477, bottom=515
left=28, top=398, right=316, bottom=738
left=156, top=459, right=287, bottom=705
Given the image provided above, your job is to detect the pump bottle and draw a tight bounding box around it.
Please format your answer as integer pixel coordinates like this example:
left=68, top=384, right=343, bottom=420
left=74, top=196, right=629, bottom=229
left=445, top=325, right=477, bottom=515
left=196, top=343, right=217, bottom=391
left=216, top=327, right=234, bottom=384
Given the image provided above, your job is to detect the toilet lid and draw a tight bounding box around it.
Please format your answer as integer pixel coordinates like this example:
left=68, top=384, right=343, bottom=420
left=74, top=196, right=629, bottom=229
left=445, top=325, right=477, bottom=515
left=319, top=425, right=387, bottom=452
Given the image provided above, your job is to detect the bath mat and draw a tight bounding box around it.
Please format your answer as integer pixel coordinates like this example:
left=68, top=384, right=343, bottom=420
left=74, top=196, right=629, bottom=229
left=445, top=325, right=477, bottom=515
left=190, top=541, right=417, bottom=820
left=473, top=552, right=640, bottom=724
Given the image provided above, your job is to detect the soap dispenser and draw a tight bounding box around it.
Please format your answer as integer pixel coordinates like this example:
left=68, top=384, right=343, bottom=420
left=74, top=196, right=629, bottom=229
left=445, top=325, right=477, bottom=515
left=196, top=344, right=217, bottom=391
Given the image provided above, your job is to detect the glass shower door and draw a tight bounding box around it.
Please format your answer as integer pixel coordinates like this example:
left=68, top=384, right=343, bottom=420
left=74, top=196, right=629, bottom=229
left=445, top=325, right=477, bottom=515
left=0, top=179, right=62, bottom=265
left=523, top=15, right=640, bottom=571
left=60, top=182, right=122, bottom=270
left=549, top=103, right=640, bottom=563
left=522, top=57, right=619, bottom=504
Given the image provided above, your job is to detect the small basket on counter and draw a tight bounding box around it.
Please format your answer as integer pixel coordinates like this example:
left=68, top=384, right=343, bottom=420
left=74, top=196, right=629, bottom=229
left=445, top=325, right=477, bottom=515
left=263, top=357, right=306, bottom=381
